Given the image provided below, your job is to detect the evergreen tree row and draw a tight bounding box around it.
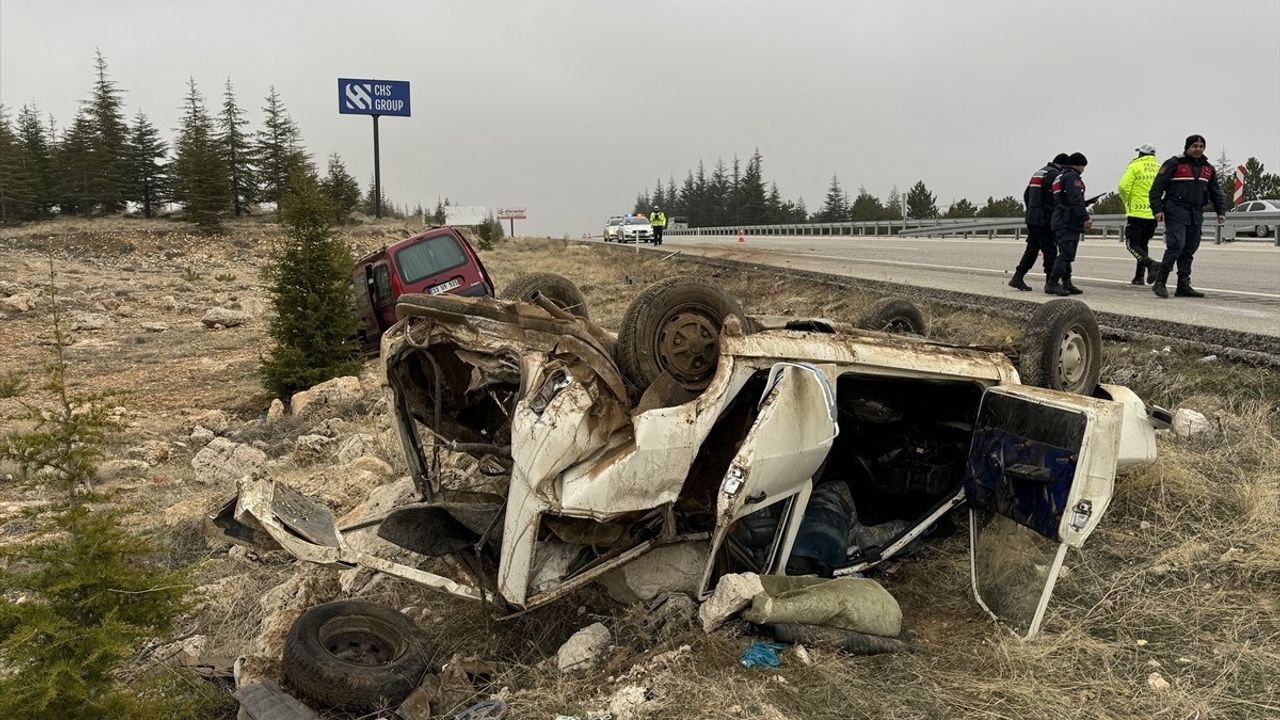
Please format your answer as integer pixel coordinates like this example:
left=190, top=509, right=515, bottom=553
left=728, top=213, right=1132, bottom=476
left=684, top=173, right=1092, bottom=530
left=0, top=51, right=370, bottom=231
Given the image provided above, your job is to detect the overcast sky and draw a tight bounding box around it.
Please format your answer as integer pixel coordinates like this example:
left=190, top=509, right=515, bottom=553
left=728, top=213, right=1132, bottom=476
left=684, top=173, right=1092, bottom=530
left=3, top=0, right=1278, bottom=235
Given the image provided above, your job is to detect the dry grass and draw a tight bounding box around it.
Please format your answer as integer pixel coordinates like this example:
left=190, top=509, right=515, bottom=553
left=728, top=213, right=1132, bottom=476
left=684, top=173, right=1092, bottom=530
left=2, top=222, right=1276, bottom=719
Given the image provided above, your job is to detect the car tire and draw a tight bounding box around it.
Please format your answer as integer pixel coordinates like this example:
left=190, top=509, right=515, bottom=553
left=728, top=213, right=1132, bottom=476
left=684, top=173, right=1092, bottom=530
left=500, top=272, right=590, bottom=319
left=856, top=297, right=927, bottom=334
left=282, top=601, right=431, bottom=713
left=1256, top=224, right=1271, bottom=238
left=616, top=276, right=748, bottom=393
left=1019, top=299, right=1102, bottom=395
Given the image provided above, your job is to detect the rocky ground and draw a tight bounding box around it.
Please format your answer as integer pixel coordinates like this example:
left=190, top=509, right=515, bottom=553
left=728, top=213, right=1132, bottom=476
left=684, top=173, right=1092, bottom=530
left=0, top=217, right=1276, bottom=719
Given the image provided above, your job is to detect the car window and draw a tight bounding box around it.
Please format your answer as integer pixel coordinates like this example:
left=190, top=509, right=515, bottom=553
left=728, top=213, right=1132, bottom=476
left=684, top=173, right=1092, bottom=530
left=373, top=265, right=393, bottom=302
left=608, top=219, right=623, bottom=226
left=624, top=217, right=649, bottom=225
left=395, top=234, right=468, bottom=283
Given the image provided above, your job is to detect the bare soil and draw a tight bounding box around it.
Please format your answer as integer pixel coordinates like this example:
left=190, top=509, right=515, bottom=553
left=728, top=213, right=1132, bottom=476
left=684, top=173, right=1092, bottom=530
left=1, top=217, right=1275, bottom=719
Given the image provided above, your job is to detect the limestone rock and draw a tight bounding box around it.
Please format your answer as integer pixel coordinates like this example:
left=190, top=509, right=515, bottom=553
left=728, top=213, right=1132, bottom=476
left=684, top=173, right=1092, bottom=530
left=350, top=455, right=395, bottom=478
left=189, top=409, right=231, bottom=434
left=201, top=307, right=250, bottom=328
left=698, top=572, right=764, bottom=633
left=267, top=398, right=285, bottom=421
left=71, top=312, right=111, bottom=330
left=1, top=292, right=36, bottom=312
left=140, top=321, right=169, bottom=332
left=249, top=571, right=338, bottom=659
left=607, top=685, right=655, bottom=720
left=1172, top=408, right=1215, bottom=442
left=191, top=436, right=268, bottom=484
left=294, top=434, right=335, bottom=464
left=191, top=425, right=216, bottom=445
left=126, top=439, right=171, bottom=465
left=289, top=376, right=363, bottom=416
left=597, top=541, right=708, bottom=604
left=557, top=622, right=611, bottom=673
left=96, top=458, right=151, bottom=482
left=336, top=433, right=382, bottom=464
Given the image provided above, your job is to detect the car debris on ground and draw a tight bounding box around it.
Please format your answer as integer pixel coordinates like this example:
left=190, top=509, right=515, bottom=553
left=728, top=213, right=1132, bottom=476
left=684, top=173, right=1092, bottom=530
left=206, top=273, right=1167, bottom=715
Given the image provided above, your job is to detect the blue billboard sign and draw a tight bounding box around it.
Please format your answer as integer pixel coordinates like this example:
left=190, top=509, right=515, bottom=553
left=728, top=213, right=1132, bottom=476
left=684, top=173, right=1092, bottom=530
left=338, top=78, right=411, bottom=117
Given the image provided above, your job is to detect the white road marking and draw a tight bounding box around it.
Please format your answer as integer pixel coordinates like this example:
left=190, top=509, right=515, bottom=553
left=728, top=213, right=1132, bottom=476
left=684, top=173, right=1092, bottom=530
left=777, top=252, right=1280, bottom=299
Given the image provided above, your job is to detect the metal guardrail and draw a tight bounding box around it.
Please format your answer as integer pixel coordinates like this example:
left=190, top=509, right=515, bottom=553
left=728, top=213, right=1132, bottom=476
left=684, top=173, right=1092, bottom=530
left=663, top=211, right=1280, bottom=246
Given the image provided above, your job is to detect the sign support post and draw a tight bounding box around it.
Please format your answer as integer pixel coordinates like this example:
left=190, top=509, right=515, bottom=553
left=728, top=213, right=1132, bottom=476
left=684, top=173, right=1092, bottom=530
left=372, top=115, right=382, bottom=218
left=496, top=207, right=526, bottom=238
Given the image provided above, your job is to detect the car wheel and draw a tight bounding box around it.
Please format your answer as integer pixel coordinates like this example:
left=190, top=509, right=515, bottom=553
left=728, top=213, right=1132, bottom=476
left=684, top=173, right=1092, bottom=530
left=856, top=297, right=927, bottom=334
left=283, top=601, right=431, bottom=713
left=1019, top=299, right=1102, bottom=395
left=500, top=272, right=590, bottom=319
left=616, top=276, right=748, bottom=393
left=1256, top=224, right=1271, bottom=238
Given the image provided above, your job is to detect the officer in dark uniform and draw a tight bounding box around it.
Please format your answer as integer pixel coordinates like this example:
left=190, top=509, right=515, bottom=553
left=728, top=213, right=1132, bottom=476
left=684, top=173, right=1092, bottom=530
left=1147, top=134, right=1227, bottom=298
left=1047, top=152, right=1091, bottom=296
left=1009, top=153, right=1070, bottom=291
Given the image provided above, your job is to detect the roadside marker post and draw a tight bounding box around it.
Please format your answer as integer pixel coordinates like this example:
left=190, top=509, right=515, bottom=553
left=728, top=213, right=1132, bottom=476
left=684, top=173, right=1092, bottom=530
left=738, top=227, right=745, bottom=243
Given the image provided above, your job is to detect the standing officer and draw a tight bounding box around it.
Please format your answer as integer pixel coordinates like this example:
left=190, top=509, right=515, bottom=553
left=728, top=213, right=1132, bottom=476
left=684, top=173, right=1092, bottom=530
left=1047, top=152, right=1091, bottom=296
left=1118, top=144, right=1162, bottom=285
left=1148, top=134, right=1226, bottom=298
left=1009, top=153, right=1069, bottom=291
left=649, top=205, right=667, bottom=246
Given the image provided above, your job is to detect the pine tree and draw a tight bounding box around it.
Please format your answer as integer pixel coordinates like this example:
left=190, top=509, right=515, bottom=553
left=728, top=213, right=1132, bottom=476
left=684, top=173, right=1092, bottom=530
left=318, top=152, right=361, bottom=223
left=15, top=105, right=55, bottom=218
left=709, top=158, right=731, bottom=226
left=171, top=78, right=230, bottom=231
left=905, top=180, right=938, bottom=219
left=260, top=170, right=361, bottom=399
left=218, top=79, right=255, bottom=215
left=0, top=107, right=37, bottom=222
left=86, top=50, right=130, bottom=213
left=738, top=149, right=768, bottom=224
left=815, top=174, right=847, bottom=222
left=53, top=112, right=97, bottom=216
left=1092, top=192, right=1125, bottom=215
left=883, top=186, right=904, bottom=220
left=1241, top=157, right=1280, bottom=200
left=977, top=195, right=1023, bottom=217
left=943, top=198, right=978, bottom=218
left=125, top=112, right=168, bottom=218
left=0, top=262, right=227, bottom=719
left=849, top=187, right=885, bottom=221
left=254, top=86, right=305, bottom=203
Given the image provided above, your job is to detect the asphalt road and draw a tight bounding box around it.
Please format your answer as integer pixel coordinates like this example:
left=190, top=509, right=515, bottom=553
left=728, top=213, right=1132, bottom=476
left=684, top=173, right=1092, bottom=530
left=654, top=233, right=1280, bottom=338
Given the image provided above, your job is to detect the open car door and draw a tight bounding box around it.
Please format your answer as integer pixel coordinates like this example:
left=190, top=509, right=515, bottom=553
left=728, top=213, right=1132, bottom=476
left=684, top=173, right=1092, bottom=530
left=700, top=363, right=839, bottom=594
left=965, top=384, right=1122, bottom=639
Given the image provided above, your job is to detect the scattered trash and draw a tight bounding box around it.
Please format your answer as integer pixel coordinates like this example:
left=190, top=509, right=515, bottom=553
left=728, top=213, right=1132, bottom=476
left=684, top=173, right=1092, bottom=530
left=1147, top=671, right=1171, bottom=690
left=233, top=680, right=318, bottom=720
left=740, top=641, right=788, bottom=669
left=455, top=698, right=508, bottom=719
left=699, top=572, right=764, bottom=633
left=743, top=575, right=903, bottom=638
left=1198, top=354, right=1218, bottom=363
left=792, top=644, right=813, bottom=666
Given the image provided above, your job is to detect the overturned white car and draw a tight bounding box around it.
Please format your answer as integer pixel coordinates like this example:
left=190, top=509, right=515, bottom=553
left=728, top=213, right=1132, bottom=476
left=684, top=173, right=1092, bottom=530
left=215, top=274, right=1165, bottom=639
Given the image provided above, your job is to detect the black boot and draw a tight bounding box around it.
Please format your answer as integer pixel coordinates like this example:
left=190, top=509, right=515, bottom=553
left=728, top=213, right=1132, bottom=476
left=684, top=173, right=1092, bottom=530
left=1045, top=273, right=1069, bottom=296
left=1062, top=275, right=1084, bottom=295
left=1175, top=278, right=1205, bottom=298
left=1145, top=258, right=1160, bottom=284
left=1008, top=270, right=1032, bottom=291
left=1131, top=261, right=1145, bottom=285
left=1152, top=268, right=1170, bottom=298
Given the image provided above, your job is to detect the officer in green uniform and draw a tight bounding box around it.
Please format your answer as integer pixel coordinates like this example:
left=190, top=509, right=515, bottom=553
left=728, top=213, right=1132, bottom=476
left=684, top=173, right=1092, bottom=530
left=649, top=206, right=667, bottom=246
left=1118, top=144, right=1161, bottom=285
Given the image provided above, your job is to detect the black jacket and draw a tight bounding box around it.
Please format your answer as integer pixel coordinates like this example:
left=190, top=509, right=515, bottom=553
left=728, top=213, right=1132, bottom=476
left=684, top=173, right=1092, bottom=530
left=1148, top=154, right=1227, bottom=224
left=1024, top=162, right=1061, bottom=227
left=1051, top=167, right=1089, bottom=233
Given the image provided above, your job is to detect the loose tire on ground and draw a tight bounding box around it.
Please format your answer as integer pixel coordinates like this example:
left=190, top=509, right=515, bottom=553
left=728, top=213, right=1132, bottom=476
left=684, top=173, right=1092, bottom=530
left=500, top=272, right=590, bottom=319
left=1019, top=299, right=1102, bottom=395
left=856, top=297, right=927, bottom=335
left=282, top=600, right=431, bottom=712
left=615, top=276, right=748, bottom=393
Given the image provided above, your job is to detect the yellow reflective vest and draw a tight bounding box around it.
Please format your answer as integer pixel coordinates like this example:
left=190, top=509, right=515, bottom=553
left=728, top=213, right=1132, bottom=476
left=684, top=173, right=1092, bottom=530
left=649, top=211, right=666, bottom=227
left=1118, top=155, right=1159, bottom=219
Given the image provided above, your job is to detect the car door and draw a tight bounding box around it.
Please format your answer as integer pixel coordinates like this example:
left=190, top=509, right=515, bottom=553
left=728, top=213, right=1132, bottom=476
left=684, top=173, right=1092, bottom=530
left=700, top=363, right=839, bottom=593
left=369, top=263, right=397, bottom=332
left=964, top=384, right=1122, bottom=639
